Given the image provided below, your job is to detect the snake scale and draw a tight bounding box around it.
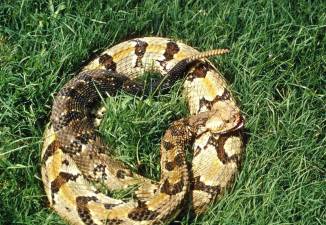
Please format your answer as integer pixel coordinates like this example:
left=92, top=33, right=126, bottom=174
left=41, top=37, right=245, bottom=225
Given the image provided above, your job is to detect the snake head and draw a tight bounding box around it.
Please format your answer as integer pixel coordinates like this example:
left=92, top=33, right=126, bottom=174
left=207, top=103, right=244, bottom=134
left=189, top=103, right=244, bottom=136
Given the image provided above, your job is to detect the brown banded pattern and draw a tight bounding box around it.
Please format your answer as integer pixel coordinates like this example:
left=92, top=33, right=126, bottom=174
left=99, top=54, right=117, bottom=72
left=41, top=37, right=245, bottom=225
left=133, top=39, right=148, bottom=68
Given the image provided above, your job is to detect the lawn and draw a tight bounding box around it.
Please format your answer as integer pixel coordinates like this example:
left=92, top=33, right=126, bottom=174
left=0, top=0, right=325, bottom=224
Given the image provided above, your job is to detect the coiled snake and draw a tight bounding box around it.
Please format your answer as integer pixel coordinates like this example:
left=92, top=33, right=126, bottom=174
left=41, top=37, right=245, bottom=225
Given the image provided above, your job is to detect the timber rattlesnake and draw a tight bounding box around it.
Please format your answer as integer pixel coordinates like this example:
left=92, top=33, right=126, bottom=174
left=41, top=37, right=244, bottom=225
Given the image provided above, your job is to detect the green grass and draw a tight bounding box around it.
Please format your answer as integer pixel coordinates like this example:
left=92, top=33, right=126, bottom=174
left=0, top=0, right=325, bottom=224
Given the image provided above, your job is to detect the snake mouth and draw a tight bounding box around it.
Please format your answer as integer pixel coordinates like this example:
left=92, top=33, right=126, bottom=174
left=217, top=115, right=245, bottom=135
left=234, top=115, right=245, bottom=130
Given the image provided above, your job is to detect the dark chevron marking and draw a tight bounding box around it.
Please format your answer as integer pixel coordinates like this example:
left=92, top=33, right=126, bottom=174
left=51, top=172, right=80, bottom=204
left=116, top=169, right=133, bottom=179
left=157, top=41, right=180, bottom=71
left=216, top=132, right=242, bottom=165
left=42, top=140, right=58, bottom=163
left=164, top=153, right=184, bottom=171
left=128, top=203, right=159, bottom=221
left=163, top=41, right=180, bottom=61
left=99, top=54, right=117, bottom=71
left=186, top=61, right=216, bottom=82
left=62, top=159, right=69, bottom=166
left=93, top=164, right=107, bottom=180
left=162, top=140, right=175, bottom=151
left=76, top=132, right=96, bottom=144
left=133, top=39, right=148, bottom=68
left=192, top=62, right=210, bottom=78
left=191, top=176, right=221, bottom=196
left=103, top=203, right=121, bottom=209
left=76, top=196, right=98, bottom=225
left=198, top=89, right=231, bottom=111
left=160, top=179, right=184, bottom=195
left=199, top=131, right=242, bottom=165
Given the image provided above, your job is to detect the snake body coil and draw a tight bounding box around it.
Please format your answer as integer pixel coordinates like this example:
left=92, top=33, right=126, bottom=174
left=41, top=37, right=245, bottom=225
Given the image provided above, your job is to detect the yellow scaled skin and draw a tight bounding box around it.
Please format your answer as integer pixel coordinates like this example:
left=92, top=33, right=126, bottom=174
left=41, top=37, right=244, bottom=225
